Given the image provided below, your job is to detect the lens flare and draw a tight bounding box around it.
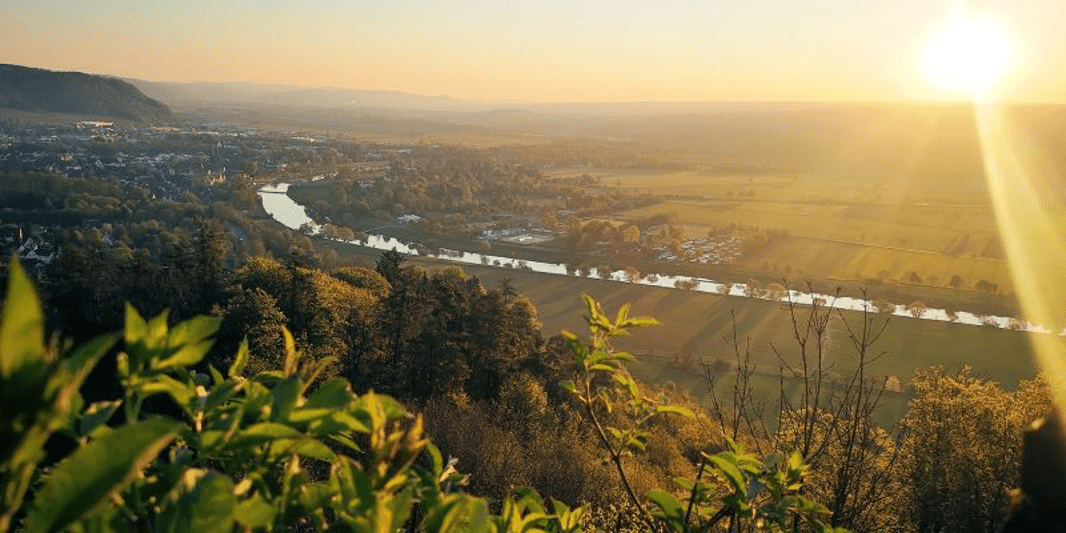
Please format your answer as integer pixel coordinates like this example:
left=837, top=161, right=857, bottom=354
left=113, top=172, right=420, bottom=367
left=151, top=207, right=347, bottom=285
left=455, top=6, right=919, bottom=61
left=974, top=103, right=1066, bottom=420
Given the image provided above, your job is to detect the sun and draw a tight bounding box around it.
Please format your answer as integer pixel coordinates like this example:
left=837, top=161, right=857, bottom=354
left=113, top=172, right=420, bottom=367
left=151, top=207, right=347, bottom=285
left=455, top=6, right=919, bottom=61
left=925, top=18, right=1011, bottom=95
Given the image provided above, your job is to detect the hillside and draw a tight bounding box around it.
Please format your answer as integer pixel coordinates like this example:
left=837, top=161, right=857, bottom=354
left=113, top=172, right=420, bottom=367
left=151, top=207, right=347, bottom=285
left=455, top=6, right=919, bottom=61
left=0, top=64, right=172, bottom=123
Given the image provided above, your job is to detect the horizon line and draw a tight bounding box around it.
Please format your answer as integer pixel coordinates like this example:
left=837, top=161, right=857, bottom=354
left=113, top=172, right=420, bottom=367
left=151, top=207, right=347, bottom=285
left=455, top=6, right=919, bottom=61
left=6, top=62, right=1065, bottom=107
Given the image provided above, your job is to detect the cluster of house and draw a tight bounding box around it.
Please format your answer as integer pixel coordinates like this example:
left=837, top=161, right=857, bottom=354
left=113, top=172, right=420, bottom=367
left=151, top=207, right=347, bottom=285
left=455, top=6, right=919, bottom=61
left=0, top=225, right=56, bottom=277
left=656, top=233, right=744, bottom=265
left=0, top=122, right=362, bottom=202
left=478, top=226, right=558, bottom=245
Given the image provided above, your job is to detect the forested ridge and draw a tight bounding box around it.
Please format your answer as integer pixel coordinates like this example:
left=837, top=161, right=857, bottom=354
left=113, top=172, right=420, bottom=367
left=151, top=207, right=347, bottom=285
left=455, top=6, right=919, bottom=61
left=0, top=64, right=173, bottom=123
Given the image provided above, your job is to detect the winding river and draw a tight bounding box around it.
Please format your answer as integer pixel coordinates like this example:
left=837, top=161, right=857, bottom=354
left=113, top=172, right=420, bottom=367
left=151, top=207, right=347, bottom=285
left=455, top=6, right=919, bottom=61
left=260, top=183, right=1051, bottom=334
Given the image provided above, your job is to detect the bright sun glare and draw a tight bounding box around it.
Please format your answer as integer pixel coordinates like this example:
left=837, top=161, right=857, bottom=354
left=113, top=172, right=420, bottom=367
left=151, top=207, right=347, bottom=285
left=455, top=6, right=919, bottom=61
left=926, top=18, right=1011, bottom=95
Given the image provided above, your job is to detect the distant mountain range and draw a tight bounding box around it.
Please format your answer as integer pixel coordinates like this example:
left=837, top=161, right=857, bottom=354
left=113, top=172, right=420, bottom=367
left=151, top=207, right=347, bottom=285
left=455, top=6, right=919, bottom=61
left=126, top=79, right=472, bottom=112
left=0, top=64, right=173, bottom=123
left=125, top=77, right=834, bottom=116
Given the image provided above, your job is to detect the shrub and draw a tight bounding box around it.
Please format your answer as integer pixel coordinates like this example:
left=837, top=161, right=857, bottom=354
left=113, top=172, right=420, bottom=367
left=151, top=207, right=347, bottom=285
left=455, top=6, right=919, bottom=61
left=560, top=295, right=846, bottom=532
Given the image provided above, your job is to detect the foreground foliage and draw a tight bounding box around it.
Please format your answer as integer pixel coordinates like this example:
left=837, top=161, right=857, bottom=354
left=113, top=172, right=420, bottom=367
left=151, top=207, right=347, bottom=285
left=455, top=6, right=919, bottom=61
left=1, top=258, right=846, bottom=531
left=0, top=261, right=584, bottom=532
left=562, top=295, right=846, bottom=532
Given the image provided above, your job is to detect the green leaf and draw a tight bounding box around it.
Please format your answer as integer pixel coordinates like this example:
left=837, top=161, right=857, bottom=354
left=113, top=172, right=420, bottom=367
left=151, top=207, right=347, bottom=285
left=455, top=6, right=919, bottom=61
left=623, top=316, right=659, bottom=328
left=615, top=302, right=631, bottom=326
left=550, top=498, right=570, bottom=517
left=318, top=411, right=371, bottom=434
left=229, top=338, right=249, bottom=378
left=147, top=311, right=170, bottom=345
left=612, top=372, right=639, bottom=397
left=25, top=417, right=181, bottom=533
left=646, top=489, right=685, bottom=531
left=287, top=408, right=335, bottom=425
left=304, top=378, right=351, bottom=409
left=234, top=494, right=277, bottom=529
left=155, top=339, right=214, bottom=370
left=282, top=327, right=298, bottom=376
left=76, top=401, right=122, bottom=438
left=655, top=405, right=695, bottom=419
left=203, top=380, right=240, bottom=412
left=707, top=454, right=747, bottom=498
left=272, top=438, right=336, bottom=461
left=167, top=315, right=221, bottom=348
left=559, top=380, right=577, bottom=394
left=227, top=423, right=302, bottom=448
left=427, top=442, right=444, bottom=479
left=159, top=471, right=235, bottom=533
left=581, top=294, right=600, bottom=323
left=138, top=375, right=195, bottom=410
left=512, top=487, right=545, bottom=514
left=271, top=376, right=302, bottom=421
left=0, top=259, right=44, bottom=379
left=207, top=365, right=224, bottom=386
left=422, top=495, right=480, bottom=533
left=355, top=391, right=406, bottom=421
left=298, top=481, right=339, bottom=517
left=124, top=304, right=147, bottom=347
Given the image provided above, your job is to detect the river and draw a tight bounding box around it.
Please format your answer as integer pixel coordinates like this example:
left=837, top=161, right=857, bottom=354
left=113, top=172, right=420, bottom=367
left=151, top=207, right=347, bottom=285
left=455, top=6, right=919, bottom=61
left=260, top=182, right=1051, bottom=334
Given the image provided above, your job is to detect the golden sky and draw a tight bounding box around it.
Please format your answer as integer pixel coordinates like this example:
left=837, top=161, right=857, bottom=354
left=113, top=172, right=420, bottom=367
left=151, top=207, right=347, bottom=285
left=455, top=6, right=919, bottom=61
left=2, top=0, right=1064, bottom=103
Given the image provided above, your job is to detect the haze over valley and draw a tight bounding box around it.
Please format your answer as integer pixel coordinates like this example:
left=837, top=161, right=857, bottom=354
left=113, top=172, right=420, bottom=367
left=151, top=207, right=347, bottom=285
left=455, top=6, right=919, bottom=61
left=3, top=2, right=1066, bottom=531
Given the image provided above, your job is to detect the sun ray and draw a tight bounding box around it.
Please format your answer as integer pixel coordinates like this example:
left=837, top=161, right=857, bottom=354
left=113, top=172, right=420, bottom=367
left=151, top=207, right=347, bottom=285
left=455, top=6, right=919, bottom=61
left=974, top=103, right=1066, bottom=424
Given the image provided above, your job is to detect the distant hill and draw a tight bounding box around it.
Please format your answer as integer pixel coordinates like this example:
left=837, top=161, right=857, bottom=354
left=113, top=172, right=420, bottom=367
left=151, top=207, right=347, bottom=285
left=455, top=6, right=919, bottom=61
left=127, top=78, right=469, bottom=112
left=0, top=64, right=173, bottom=123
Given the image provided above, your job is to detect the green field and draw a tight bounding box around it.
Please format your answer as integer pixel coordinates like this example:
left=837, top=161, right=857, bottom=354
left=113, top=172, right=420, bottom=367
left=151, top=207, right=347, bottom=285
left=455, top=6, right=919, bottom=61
left=545, top=168, right=994, bottom=205
left=412, top=262, right=1038, bottom=426
left=546, top=167, right=1042, bottom=294
left=742, top=236, right=1014, bottom=290
left=439, top=262, right=1038, bottom=385
left=464, top=264, right=1040, bottom=423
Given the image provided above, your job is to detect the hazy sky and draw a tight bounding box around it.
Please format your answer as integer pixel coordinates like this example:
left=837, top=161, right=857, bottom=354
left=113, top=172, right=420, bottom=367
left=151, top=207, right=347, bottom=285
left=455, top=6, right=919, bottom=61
left=2, top=0, right=1065, bottom=103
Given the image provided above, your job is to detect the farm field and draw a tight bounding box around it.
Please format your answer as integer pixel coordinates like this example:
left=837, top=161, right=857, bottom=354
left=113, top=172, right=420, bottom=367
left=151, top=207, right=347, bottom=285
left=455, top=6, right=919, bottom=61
left=545, top=168, right=994, bottom=205
left=546, top=167, right=1045, bottom=294
left=444, top=262, right=1039, bottom=386
left=427, top=262, right=1040, bottom=425
left=625, top=200, right=999, bottom=251
left=742, top=236, right=1014, bottom=290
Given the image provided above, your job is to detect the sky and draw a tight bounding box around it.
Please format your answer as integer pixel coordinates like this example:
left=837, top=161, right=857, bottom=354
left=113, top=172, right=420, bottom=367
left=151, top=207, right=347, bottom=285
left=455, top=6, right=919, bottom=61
left=2, top=0, right=1065, bottom=103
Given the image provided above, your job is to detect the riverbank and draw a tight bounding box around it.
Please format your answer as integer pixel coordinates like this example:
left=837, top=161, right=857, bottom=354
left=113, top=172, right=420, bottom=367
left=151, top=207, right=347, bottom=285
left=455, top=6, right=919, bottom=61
left=260, top=182, right=1055, bottom=335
